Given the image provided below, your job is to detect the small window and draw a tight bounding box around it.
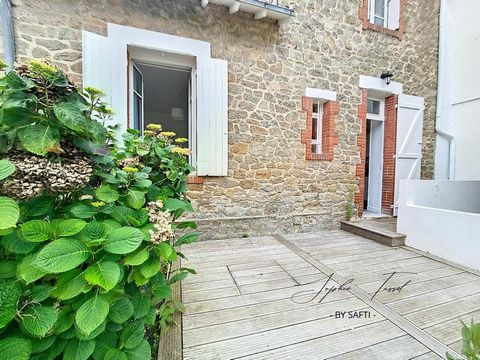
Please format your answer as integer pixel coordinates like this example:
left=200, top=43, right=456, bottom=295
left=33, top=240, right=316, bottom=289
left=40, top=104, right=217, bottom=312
left=367, top=98, right=385, bottom=121
left=311, top=101, right=323, bottom=154
left=368, top=0, right=400, bottom=30
left=367, top=99, right=381, bottom=115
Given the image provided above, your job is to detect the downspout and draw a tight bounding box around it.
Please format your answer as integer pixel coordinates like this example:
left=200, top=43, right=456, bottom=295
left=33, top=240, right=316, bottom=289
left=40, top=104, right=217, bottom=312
left=0, top=0, right=15, bottom=69
left=435, top=0, right=456, bottom=179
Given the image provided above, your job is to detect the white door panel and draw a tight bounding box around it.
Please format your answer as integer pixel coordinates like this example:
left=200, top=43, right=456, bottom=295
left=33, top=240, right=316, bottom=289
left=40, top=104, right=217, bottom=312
left=394, top=94, right=424, bottom=215
left=367, top=120, right=384, bottom=213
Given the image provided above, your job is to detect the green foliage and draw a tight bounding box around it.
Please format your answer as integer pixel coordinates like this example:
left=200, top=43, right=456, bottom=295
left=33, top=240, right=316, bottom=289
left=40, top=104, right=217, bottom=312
left=447, top=321, right=480, bottom=360
left=0, top=196, right=19, bottom=230
left=0, top=65, right=197, bottom=359
left=0, top=61, right=115, bottom=157
left=345, top=186, right=357, bottom=221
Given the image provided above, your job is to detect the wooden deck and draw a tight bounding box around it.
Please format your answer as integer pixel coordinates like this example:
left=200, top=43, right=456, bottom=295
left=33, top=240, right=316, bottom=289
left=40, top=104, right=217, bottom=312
left=180, top=230, right=480, bottom=359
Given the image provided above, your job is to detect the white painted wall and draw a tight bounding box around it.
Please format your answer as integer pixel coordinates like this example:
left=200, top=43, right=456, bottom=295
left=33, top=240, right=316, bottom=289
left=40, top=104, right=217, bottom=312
left=398, top=180, right=480, bottom=271
left=435, top=0, right=480, bottom=180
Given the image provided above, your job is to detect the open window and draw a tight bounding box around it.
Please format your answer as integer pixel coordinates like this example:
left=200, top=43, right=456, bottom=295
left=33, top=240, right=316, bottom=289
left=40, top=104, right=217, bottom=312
left=367, top=0, right=400, bottom=30
left=129, top=59, right=193, bottom=163
left=82, top=26, right=228, bottom=177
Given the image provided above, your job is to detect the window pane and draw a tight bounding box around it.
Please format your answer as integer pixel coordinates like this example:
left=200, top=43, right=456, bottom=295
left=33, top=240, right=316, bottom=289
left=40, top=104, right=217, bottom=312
left=133, top=94, right=142, bottom=130
left=374, top=0, right=385, bottom=17
left=374, top=16, right=384, bottom=26
left=312, top=118, right=318, bottom=140
left=367, top=99, right=380, bottom=115
left=311, top=144, right=319, bottom=154
left=312, top=102, right=319, bottom=114
left=133, top=67, right=142, bottom=95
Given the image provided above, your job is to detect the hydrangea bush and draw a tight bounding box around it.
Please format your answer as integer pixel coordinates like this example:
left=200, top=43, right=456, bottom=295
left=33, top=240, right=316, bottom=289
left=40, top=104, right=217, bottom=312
left=0, top=61, right=197, bottom=359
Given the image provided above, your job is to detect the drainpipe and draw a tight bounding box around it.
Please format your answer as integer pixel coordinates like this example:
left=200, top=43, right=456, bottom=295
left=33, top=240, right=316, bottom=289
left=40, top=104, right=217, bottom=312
left=435, top=0, right=456, bottom=180
left=0, top=0, right=15, bottom=69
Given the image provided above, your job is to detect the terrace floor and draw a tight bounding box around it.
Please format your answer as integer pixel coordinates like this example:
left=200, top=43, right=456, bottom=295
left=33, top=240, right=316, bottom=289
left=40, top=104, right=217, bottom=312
left=180, top=230, right=480, bottom=359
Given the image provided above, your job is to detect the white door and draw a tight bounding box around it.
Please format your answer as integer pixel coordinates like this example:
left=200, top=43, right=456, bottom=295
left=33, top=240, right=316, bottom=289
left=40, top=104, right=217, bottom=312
left=367, top=120, right=384, bottom=213
left=394, top=94, right=425, bottom=215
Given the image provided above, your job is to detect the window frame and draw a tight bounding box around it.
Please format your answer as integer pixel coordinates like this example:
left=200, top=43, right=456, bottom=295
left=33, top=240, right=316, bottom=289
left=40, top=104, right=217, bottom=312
left=366, top=98, right=385, bottom=122
left=131, top=62, right=144, bottom=132
left=128, top=51, right=196, bottom=167
left=368, top=0, right=388, bottom=27
left=311, top=100, right=324, bottom=155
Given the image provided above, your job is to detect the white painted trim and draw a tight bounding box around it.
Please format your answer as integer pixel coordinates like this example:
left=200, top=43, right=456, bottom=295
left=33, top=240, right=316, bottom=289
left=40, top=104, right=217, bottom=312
left=311, top=100, right=323, bottom=154
left=229, top=1, right=240, bottom=14
left=366, top=97, right=386, bottom=122
left=105, top=23, right=212, bottom=138
left=359, top=75, right=403, bottom=96
left=255, top=9, right=267, bottom=19
left=108, top=23, right=211, bottom=58
left=305, top=88, right=337, bottom=102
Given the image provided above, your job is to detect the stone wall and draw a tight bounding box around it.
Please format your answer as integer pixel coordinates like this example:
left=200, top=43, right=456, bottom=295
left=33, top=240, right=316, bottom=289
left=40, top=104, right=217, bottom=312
left=9, top=0, right=440, bottom=239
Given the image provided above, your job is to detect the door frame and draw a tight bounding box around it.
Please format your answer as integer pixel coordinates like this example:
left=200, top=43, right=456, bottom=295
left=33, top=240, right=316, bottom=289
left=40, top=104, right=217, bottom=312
left=365, top=97, right=385, bottom=215
left=366, top=118, right=385, bottom=213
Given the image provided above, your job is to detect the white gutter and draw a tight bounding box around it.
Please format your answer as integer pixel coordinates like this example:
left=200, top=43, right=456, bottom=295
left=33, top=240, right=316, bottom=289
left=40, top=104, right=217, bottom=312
left=435, top=0, right=456, bottom=179
left=0, top=0, right=15, bottom=69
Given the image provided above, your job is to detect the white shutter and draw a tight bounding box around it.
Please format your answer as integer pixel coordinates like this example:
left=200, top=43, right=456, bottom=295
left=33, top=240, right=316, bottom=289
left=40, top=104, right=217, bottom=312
left=82, top=31, right=124, bottom=133
left=82, top=31, right=112, bottom=104
left=394, top=94, right=424, bottom=215
left=387, top=0, right=400, bottom=30
left=196, top=58, right=228, bottom=176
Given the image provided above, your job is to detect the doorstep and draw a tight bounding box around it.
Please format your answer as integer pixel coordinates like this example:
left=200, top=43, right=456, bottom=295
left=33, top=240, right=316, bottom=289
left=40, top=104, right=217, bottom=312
left=340, top=217, right=406, bottom=247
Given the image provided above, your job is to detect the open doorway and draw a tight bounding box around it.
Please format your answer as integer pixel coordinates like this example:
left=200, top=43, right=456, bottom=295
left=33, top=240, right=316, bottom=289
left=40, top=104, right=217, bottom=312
left=364, top=98, right=385, bottom=216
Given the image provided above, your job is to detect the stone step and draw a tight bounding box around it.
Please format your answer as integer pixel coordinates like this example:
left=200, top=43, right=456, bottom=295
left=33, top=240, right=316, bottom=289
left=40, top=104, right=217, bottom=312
left=340, top=219, right=406, bottom=247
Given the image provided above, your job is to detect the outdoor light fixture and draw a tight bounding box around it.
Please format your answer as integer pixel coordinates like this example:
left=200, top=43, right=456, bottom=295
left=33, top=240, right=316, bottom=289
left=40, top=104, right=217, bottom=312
left=380, top=71, right=394, bottom=85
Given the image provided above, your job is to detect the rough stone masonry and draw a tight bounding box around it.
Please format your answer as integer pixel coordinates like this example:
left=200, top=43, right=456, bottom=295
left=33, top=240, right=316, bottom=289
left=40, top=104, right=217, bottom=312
left=5, top=0, right=440, bottom=239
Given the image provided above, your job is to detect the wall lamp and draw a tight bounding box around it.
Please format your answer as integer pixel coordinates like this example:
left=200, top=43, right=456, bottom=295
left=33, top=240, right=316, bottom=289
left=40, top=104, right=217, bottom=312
left=380, top=71, right=394, bottom=85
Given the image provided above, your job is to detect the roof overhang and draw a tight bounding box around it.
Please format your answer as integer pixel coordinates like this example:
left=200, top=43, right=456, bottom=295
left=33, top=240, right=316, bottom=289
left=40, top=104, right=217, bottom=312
left=201, top=0, right=294, bottom=25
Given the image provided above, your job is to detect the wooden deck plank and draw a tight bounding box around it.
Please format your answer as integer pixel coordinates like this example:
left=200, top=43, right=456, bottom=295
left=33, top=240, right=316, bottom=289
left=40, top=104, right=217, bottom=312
left=183, top=291, right=355, bottom=330
left=272, top=234, right=463, bottom=358
left=182, top=278, right=237, bottom=293
left=183, top=311, right=385, bottom=359
left=235, top=321, right=404, bottom=360
left=322, top=247, right=414, bottom=265
left=239, top=277, right=299, bottom=294
left=375, top=271, right=479, bottom=301
left=183, top=297, right=370, bottom=348
left=184, top=279, right=345, bottom=315
left=405, top=292, right=480, bottom=328
left=410, top=352, right=444, bottom=359
left=325, top=335, right=431, bottom=360
left=386, top=278, right=480, bottom=314
left=183, top=286, right=241, bottom=303
left=182, top=230, right=478, bottom=359
left=357, top=265, right=464, bottom=293
left=424, top=309, right=480, bottom=345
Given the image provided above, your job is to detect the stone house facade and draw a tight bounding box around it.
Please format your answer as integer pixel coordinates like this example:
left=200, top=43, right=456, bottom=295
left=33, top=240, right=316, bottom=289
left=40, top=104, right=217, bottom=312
left=4, top=0, right=440, bottom=239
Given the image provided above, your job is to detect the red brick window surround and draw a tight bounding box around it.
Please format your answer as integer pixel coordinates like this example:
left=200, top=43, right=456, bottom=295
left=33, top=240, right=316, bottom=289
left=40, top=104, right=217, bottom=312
left=358, top=0, right=408, bottom=40
left=301, top=96, right=339, bottom=161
